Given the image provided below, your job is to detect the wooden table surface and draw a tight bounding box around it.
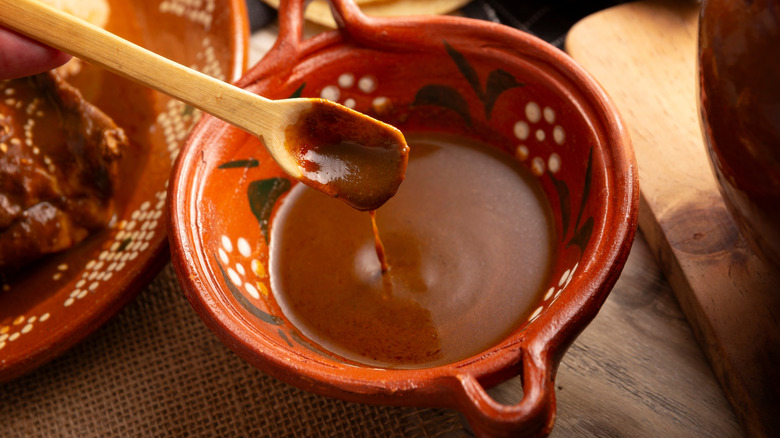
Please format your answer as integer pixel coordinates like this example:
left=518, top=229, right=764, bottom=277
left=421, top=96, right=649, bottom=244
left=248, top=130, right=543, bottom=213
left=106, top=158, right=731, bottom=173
left=564, top=2, right=779, bottom=436
left=511, top=232, right=742, bottom=437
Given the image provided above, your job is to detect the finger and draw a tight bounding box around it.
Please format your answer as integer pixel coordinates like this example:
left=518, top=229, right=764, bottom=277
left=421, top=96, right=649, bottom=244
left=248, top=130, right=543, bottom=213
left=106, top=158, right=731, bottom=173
left=0, top=27, right=72, bottom=79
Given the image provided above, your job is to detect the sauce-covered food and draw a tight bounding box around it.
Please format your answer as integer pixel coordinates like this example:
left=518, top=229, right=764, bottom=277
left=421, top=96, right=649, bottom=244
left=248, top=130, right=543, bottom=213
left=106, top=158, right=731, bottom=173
left=0, top=71, right=127, bottom=271
left=270, top=133, right=554, bottom=368
left=284, top=99, right=409, bottom=211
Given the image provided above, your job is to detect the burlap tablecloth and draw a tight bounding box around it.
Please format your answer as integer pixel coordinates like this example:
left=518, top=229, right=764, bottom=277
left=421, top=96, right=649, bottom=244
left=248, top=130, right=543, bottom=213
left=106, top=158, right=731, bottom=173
left=1, top=264, right=467, bottom=437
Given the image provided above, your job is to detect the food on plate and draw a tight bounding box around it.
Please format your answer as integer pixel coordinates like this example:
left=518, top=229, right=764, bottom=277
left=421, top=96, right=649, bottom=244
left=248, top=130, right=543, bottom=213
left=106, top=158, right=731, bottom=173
left=0, top=0, right=123, bottom=272
left=0, top=70, right=127, bottom=271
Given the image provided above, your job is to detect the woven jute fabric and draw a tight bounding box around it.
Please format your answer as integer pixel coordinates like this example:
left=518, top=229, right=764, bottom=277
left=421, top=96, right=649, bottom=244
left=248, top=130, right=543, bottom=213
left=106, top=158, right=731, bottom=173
left=0, top=264, right=467, bottom=437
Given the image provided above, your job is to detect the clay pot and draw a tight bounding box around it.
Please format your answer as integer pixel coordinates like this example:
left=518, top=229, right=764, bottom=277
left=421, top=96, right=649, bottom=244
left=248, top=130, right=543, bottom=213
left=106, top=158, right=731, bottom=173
left=167, top=0, right=638, bottom=436
left=698, top=0, right=780, bottom=267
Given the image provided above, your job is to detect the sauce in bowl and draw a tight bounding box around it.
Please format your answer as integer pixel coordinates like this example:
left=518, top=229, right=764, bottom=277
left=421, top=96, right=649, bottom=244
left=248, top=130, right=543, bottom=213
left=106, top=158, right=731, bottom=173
left=270, top=132, right=554, bottom=368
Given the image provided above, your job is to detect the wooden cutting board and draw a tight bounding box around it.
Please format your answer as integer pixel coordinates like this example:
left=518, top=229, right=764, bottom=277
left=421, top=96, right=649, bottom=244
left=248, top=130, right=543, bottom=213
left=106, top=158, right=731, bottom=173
left=565, top=1, right=780, bottom=437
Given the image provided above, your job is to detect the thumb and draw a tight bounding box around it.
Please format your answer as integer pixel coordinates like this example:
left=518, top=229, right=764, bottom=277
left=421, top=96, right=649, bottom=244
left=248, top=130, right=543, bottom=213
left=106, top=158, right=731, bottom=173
left=0, top=27, right=72, bottom=79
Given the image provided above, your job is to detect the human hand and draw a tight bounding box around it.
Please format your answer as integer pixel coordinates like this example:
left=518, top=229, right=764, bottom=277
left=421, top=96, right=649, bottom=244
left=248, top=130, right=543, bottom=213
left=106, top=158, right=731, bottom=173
left=0, top=26, right=71, bottom=79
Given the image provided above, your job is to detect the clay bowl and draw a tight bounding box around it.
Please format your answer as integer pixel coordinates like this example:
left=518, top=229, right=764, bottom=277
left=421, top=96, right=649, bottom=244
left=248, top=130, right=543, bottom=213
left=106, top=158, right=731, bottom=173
left=699, top=0, right=780, bottom=268
left=168, top=0, right=638, bottom=436
left=0, top=0, right=248, bottom=382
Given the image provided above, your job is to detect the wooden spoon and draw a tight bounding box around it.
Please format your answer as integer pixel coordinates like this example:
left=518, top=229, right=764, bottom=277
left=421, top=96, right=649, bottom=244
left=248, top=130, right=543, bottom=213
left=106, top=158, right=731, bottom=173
left=0, top=0, right=408, bottom=211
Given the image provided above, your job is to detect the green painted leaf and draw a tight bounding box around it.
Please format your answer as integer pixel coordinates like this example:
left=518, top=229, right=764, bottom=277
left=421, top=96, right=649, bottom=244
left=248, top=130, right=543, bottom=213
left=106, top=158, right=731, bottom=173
left=574, top=147, right=594, bottom=232
left=290, top=83, right=305, bottom=98
left=549, top=171, right=571, bottom=238
left=413, top=84, right=471, bottom=124
left=483, top=69, right=524, bottom=119
left=218, top=158, right=259, bottom=169
left=289, top=329, right=347, bottom=364
left=215, top=256, right=283, bottom=325
left=248, top=177, right=291, bottom=244
left=182, top=104, right=195, bottom=117
left=278, top=328, right=294, bottom=347
left=444, top=41, right=483, bottom=100
left=568, top=216, right=594, bottom=253
left=117, top=237, right=132, bottom=252
left=566, top=147, right=595, bottom=253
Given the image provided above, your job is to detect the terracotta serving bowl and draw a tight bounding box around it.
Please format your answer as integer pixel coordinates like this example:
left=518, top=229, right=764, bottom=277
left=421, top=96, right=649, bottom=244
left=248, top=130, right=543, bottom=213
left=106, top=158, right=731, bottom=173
left=0, top=0, right=248, bottom=382
left=168, top=0, right=638, bottom=436
left=699, top=0, right=780, bottom=268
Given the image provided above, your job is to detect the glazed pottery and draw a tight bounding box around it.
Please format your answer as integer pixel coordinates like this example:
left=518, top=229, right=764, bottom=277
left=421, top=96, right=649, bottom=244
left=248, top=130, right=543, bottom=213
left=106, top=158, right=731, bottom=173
left=168, top=0, right=638, bottom=436
left=699, top=0, right=780, bottom=267
left=0, top=0, right=248, bottom=382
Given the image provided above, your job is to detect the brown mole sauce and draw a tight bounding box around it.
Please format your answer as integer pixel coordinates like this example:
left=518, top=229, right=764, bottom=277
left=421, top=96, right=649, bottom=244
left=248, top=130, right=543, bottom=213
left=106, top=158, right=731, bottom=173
left=283, top=100, right=409, bottom=212
left=269, top=133, right=554, bottom=369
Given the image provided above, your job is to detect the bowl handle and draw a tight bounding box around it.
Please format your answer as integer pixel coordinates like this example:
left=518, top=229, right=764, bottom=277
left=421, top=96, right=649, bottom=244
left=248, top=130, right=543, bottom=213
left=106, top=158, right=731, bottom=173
left=259, top=0, right=366, bottom=70
left=240, top=0, right=308, bottom=81
left=448, top=348, right=556, bottom=437
left=326, top=0, right=410, bottom=46
left=259, top=0, right=408, bottom=74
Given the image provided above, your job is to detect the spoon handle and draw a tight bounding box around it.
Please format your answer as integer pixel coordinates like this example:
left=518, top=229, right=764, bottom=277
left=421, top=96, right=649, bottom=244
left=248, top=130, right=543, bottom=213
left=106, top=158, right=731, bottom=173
left=0, top=0, right=278, bottom=137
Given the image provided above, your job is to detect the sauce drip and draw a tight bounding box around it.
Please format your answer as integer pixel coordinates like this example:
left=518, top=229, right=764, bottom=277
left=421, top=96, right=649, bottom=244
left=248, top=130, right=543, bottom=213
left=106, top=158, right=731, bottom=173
left=369, top=210, right=388, bottom=273
left=284, top=100, right=409, bottom=212
left=269, top=133, right=554, bottom=368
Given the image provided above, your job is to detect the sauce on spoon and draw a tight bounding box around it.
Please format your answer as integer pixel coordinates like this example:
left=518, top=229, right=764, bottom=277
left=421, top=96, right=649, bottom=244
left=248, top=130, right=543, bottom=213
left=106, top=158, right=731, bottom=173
left=283, top=99, right=409, bottom=211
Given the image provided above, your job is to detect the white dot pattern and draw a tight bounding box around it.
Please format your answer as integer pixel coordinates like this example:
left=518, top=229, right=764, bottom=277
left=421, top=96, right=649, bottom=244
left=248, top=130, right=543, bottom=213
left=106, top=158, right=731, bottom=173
left=514, top=121, right=529, bottom=140
left=372, top=96, right=390, bottom=113
left=338, top=73, right=354, bottom=88
left=245, top=283, right=260, bottom=300
left=358, top=76, right=377, bottom=93
left=525, top=102, right=541, bottom=123
left=320, top=85, right=340, bottom=102
left=0, top=310, right=52, bottom=348
left=544, top=107, right=555, bottom=123
left=527, top=263, right=579, bottom=324
left=218, top=235, right=272, bottom=308
left=531, top=157, right=545, bottom=176
left=237, top=238, right=251, bottom=257
left=515, top=145, right=529, bottom=161
left=57, top=189, right=167, bottom=312
left=511, top=102, right=566, bottom=177
left=317, top=73, right=386, bottom=113
left=548, top=153, right=561, bottom=173
left=221, top=235, right=233, bottom=253
left=159, top=0, right=216, bottom=32
left=553, top=126, right=565, bottom=145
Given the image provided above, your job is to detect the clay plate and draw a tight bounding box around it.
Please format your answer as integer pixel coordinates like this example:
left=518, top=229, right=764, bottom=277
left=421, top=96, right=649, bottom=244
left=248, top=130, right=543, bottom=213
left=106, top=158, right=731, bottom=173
left=0, top=0, right=249, bottom=383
